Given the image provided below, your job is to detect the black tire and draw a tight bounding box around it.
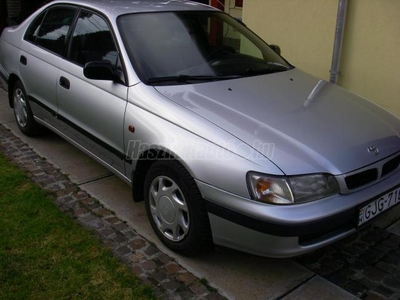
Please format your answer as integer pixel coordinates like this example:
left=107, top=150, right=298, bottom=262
left=144, top=160, right=213, bottom=255
left=12, top=80, right=42, bottom=136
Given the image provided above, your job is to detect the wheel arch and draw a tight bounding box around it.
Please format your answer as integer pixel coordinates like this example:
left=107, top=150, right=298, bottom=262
left=132, top=149, right=175, bottom=203
left=131, top=147, right=200, bottom=203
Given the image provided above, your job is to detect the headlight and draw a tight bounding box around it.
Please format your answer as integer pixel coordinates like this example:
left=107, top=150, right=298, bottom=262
left=247, top=172, right=340, bottom=205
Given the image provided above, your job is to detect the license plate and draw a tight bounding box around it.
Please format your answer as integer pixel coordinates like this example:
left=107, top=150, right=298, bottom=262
left=358, top=187, right=400, bottom=226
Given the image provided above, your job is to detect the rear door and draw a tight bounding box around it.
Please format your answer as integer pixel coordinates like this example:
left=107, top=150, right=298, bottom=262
left=19, top=6, right=78, bottom=124
left=56, top=9, right=128, bottom=177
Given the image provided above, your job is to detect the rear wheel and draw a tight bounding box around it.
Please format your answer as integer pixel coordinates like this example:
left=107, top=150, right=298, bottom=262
left=144, top=160, right=212, bottom=255
left=13, top=80, right=42, bottom=136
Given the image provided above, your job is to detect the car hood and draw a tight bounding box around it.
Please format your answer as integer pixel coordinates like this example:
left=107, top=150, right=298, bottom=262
left=155, top=69, right=400, bottom=175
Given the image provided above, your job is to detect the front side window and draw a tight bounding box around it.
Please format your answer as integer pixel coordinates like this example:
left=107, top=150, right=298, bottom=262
left=118, top=11, right=292, bottom=85
left=69, top=11, right=119, bottom=67
left=35, top=7, right=77, bottom=56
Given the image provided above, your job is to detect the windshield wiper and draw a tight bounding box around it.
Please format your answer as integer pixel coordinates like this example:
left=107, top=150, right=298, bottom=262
left=240, top=62, right=291, bottom=77
left=240, top=67, right=288, bottom=77
left=263, top=61, right=291, bottom=69
left=147, top=74, right=241, bottom=84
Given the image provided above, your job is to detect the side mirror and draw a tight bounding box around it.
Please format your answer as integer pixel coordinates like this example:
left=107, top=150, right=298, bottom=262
left=83, top=61, right=120, bottom=82
left=269, top=44, right=281, bottom=55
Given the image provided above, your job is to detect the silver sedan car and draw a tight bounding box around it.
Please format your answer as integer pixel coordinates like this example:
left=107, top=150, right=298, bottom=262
left=1, top=0, right=399, bottom=258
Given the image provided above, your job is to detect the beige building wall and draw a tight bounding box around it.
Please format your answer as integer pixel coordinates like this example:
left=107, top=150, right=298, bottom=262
left=243, top=0, right=400, bottom=117
left=224, top=0, right=243, bottom=19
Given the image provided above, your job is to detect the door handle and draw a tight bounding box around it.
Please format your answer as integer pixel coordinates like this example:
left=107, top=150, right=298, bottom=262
left=59, top=76, right=70, bottom=90
left=20, top=55, right=27, bottom=65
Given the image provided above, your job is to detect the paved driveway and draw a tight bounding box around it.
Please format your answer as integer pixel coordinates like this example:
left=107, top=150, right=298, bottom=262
left=2, top=87, right=399, bottom=299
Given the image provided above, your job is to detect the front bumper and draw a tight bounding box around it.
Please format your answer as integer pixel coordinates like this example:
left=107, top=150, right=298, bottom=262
left=196, top=167, right=400, bottom=258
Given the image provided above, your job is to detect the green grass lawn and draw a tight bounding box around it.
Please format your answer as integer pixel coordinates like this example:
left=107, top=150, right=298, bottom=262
left=0, top=153, right=155, bottom=300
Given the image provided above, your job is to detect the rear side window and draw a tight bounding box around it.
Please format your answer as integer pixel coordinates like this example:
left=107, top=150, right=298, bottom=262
left=69, top=11, right=119, bottom=67
left=35, top=7, right=77, bottom=56
left=24, top=11, right=46, bottom=43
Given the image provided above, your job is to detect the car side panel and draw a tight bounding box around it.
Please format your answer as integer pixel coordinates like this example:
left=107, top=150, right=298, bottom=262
left=124, top=84, right=283, bottom=198
left=19, top=42, right=59, bottom=124
left=0, top=29, right=30, bottom=92
left=56, top=62, right=128, bottom=177
left=0, top=38, right=17, bottom=91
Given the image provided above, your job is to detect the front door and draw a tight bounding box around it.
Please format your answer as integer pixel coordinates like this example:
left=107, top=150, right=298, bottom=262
left=56, top=10, right=128, bottom=178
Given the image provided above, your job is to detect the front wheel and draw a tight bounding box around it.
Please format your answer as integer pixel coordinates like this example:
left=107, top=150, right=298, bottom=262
left=144, top=160, right=212, bottom=255
left=13, top=80, right=42, bottom=136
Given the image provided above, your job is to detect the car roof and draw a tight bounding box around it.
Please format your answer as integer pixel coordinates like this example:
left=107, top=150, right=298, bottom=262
left=48, top=0, right=216, bottom=20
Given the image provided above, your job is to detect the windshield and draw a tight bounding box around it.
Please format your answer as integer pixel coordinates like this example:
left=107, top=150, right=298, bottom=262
left=118, top=11, right=292, bottom=85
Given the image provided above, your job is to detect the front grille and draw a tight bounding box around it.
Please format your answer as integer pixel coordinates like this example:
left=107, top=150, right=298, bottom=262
left=382, top=155, right=400, bottom=177
left=345, top=169, right=378, bottom=190
left=342, top=153, right=400, bottom=191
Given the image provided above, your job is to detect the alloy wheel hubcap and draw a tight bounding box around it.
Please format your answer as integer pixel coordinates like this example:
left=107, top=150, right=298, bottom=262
left=149, top=176, right=190, bottom=242
left=14, top=88, right=28, bottom=128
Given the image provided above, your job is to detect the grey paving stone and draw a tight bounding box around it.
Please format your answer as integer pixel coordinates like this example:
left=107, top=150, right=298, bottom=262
left=282, top=276, right=360, bottom=300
